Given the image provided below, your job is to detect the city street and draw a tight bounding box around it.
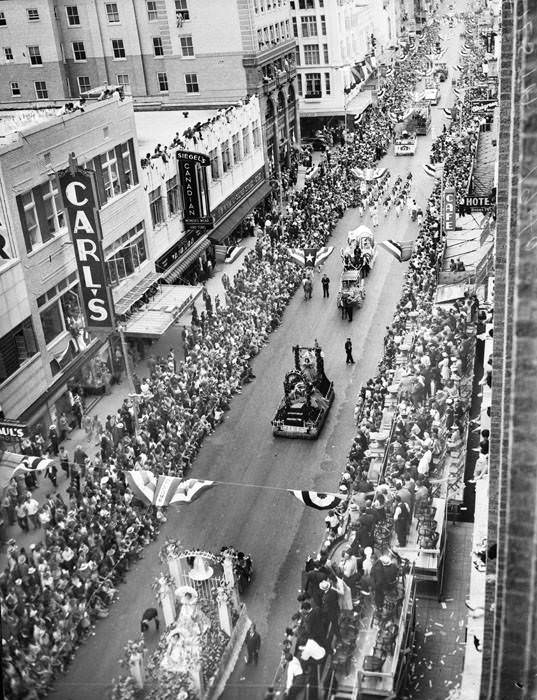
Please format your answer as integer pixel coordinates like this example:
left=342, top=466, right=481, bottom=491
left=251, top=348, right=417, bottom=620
left=46, top=57, right=459, bottom=699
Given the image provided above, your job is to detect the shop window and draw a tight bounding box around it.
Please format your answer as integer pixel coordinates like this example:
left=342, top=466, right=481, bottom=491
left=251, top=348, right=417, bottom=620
left=242, top=126, right=251, bottom=156
left=221, top=140, right=231, bottom=173
left=232, top=132, right=241, bottom=163
left=0, top=318, right=38, bottom=383
left=149, top=186, right=164, bottom=226
left=166, top=175, right=179, bottom=215
left=106, top=226, right=148, bottom=287
left=209, top=147, right=220, bottom=180
left=40, top=300, right=64, bottom=345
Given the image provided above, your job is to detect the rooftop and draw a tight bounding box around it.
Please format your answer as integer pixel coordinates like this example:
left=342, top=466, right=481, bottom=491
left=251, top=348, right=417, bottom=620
left=134, top=109, right=218, bottom=155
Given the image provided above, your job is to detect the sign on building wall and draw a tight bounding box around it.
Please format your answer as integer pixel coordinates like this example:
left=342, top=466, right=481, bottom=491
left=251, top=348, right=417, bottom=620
left=0, top=420, right=28, bottom=441
left=176, top=151, right=213, bottom=230
left=443, top=187, right=457, bottom=231
left=59, top=166, right=115, bottom=333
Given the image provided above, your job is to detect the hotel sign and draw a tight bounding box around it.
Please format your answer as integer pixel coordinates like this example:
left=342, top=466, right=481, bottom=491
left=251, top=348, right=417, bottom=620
left=59, top=166, right=115, bottom=332
left=176, top=150, right=213, bottom=229
left=443, top=187, right=457, bottom=232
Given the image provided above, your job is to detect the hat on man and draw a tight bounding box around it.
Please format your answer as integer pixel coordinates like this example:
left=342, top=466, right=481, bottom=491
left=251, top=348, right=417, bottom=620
left=319, top=580, right=331, bottom=591
left=379, top=555, right=392, bottom=566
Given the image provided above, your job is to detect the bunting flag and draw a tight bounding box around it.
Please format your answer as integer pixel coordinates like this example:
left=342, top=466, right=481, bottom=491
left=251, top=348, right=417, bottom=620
left=126, top=470, right=157, bottom=505
left=351, top=167, right=388, bottom=181
left=423, top=163, right=444, bottom=178
left=13, top=455, right=55, bottom=475
left=287, top=246, right=334, bottom=268
left=290, top=490, right=344, bottom=510
left=224, top=245, right=245, bottom=263
left=443, top=107, right=454, bottom=118
left=379, top=239, right=415, bottom=262
left=166, top=478, right=214, bottom=504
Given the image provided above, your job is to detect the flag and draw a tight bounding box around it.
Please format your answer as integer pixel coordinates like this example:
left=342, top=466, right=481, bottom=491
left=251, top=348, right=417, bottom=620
left=166, top=478, right=214, bottom=504
left=290, top=490, right=344, bottom=510
left=380, top=239, right=415, bottom=262
left=287, top=247, right=333, bottom=268
left=423, top=162, right=444, bottom=178
left=126, top=469, right=157, bottom=505
left=443, top=107, right=454, bottom=118
left=13, top=455, right=54, bottom=475
left=224, top=245, right=245, bottom=263
left=351, top=167, right=388, bottom=181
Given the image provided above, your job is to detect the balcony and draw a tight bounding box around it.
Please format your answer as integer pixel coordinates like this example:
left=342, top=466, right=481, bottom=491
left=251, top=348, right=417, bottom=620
left=304, top=91, right=322, bottom=100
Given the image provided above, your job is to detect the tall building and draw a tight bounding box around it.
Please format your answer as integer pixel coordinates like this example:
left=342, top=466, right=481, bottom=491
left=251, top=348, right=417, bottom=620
left=480, top=0, right=537, bottom=698
left=290, top=0, right=397, bottom=135
left=0, top=0, right=298, bottom=172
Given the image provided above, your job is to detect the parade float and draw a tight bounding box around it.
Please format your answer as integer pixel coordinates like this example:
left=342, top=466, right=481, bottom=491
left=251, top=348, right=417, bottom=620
left=110, top=543, right=250, bottom=700
left=394, top=127, right=418, bottom=156
left=272, top=345, right=334, bottom=439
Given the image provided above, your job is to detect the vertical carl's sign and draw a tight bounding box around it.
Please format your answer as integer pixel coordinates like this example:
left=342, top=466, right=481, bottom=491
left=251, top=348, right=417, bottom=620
left=443, top=187, right=456, bottom=232
left=59, top=167, right=114, bottom=332
left=176, top=150, right=213, bottom=230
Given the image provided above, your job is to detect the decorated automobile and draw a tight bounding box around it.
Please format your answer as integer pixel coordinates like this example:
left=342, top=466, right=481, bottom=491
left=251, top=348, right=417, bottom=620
left=342, top=225, right=378, bottom=274
left=272, top=346, right=334, bottom=439
left=394, top=129, right=418, bottom=155
left=424, top=77, right=441, bottom=104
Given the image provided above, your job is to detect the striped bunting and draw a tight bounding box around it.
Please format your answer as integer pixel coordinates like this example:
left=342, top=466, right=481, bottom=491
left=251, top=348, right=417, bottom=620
left=290, top=490, right=344, bottom=510
left=164, top=478, right=214, bottom=504
left=443, top=107, right=454, bottom=118
left=351, top=167, right=388, bottom=181
left=287, top=246, right=334, bottom=268
left=126, top=471, right=214, bottom=506
left=13, top=456, right=55, bottom=474
left=379, top=239, right=415, bottom=263
left=126, top=469, right=157, bottom=505
left=224, top=245, right=245, bottom=264
left=424, top=163, right=442, bottom=178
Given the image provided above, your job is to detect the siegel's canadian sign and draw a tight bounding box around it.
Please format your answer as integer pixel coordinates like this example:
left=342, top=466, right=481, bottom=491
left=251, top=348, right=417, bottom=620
left=176, top=150, right=213, bottom=229
left=59, top=168, right=114, bottom=332
left=443, top=187, right=457, bottom=232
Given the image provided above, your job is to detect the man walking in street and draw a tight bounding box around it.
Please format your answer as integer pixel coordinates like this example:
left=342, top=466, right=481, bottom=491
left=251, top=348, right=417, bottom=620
left=321, top=274, right=330, bottom=298
left=141, top=607, right=160, bottom=632
left=345, top=338, right=355, bottom=364
left=245, top=623, right=261, bottom=665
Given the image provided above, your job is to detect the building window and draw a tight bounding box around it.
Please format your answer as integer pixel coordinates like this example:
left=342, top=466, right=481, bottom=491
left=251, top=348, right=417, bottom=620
left=180, top=35, right=194, bottom=56
left=121, top=143, right=134, bottom=188
left=291, top=17, right=297, bottom=37
left=166, top=176, right=179, bottom=215
left=101, top=149, right=120, bottom=200
left=295, top=46, right=301, bottom=66
left=147, top=0, right=158, bottom=20
left=106, top=3, right=119, bottom=22
left=105, top=223, right=148, bottom=287
left=242, top=126, right=251, bottom=156
left=305, top=72, right=321, bottom=98
left=78, top=76, right=90, bottom=92
left=297, top=74, right=302, bottom=96
left=324, top=72, right=331, bottom=94
left=0, top=318, right=38, bottom=383
left=0, top=13, right=6, bottom=26
left=221, top=140, right=231, bottom=173
left=28, top=45, right=42, bottom=65
left=40, top=301, right=64, bottom=345
left=4, top=47, right=13, bottom=61
left=252, top=122, right=261, bottom=148
left=42, top=178, right=65, bottom=235
left=20, top=191, right=40, bottom=249
left=149, top=187, right=164, bottom=227
left=34, top=81, right=48, bottom=99
left=27, top=8, right=40, bottom=21
left=303, top=44, right=320, bottom=65
left=116, top=73, right=129, bottom=87
left=209, top=148, right=220, bottom=180
left=257, top=28, right=263, bottom=48
left=175, top=0, right=190, bottom=22
left=320, top=15, right=326, bottom=35
left=323, top=43, right=329, bottom=63
left=11, top=82, right=20, bottom=97
left=72, top=41, right=86, bottom=61
left=153, top=37, right=164, bottom=56
left=298, top=0, right=315, bottom=8
left=184, top=73, right=198, bottom=92
left=112, top=38, right=125, bottom=59
left=232, top=132, right=241, bottom=163
left=301, top=16, right=317, bottom=37
left=157, top=71, right=168, bottom=91
left=66, top=6, right=80, bottom=25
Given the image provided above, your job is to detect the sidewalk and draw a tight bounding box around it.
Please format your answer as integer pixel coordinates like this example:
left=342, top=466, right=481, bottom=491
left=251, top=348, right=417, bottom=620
left=0, top=238, right=257, bottom=566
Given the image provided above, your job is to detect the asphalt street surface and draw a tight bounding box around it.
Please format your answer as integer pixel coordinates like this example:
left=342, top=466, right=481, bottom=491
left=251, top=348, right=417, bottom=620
left=49, top=35, right=459, bottom=700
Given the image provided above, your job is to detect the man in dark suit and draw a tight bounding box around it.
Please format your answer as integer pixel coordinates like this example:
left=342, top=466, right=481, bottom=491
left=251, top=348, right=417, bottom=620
left=320, top=580, right=340, bottom=640
left=245, top=623, right=261, bottom=665
left=304, top=563, right=328, bottom=607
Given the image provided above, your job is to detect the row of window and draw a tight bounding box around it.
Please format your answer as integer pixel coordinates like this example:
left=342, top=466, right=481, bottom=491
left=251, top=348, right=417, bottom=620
left=253, top=0, right=287, bottom=12
left=257, top=20, right=291, bottom=50
left=155, top=71, right=199, bottom=93
left=0, top=8, right=39, bottom=26
left=0, top=318, right=38, bottom=385
left=290, top=0, right=324, bottom=8
left=292, top=14, right=327, bottom=38
left=103, top=222, right=148, bottom=288
left=297, top=72, right=331, bottom=98
left=297, top=43, right=329, bottom=65
left=208, top=122, right=262, bottom=180
left=15, top=140, right=137, bottom=254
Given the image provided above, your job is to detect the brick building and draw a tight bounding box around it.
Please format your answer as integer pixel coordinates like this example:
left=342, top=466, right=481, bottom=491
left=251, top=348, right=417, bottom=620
left=481, top=1, right=537, bottom=698
left=0, top=0, right=298, bottom=172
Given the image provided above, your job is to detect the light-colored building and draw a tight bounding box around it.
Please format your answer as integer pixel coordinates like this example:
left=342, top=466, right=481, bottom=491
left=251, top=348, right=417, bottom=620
left=0, top=0, right=298, bottom=172
left=291, top=0, right=397, bottom=135
left=0, top=96, right=149, bottom=427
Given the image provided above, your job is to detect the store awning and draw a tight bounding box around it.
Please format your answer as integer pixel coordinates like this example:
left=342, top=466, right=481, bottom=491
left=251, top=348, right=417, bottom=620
left=347, top=91, right=373, bottom=118
left=123, top=285, right=203, bottom=338
left=209, top=180, right=272, bottom=244
left=159, top=237, right=210, bottom=284
left=114, top=271, right=162, bottom=316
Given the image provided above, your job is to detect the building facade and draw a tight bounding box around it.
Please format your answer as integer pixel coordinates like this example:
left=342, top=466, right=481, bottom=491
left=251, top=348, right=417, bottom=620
left=0, top=96, right=148, bottom=428
left=291, top=0, right=397, bottom=135
left=0, top=0, right=298, bottom=173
